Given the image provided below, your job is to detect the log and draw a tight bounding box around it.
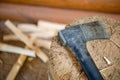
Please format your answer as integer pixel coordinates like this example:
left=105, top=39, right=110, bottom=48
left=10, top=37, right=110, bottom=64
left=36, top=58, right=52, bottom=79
left=0, top=3, right=120, bottom=23
left=1, top=0, right=120, bottom=13
left=49, top=16, right=120, bottom=80
left=4, top=20, right=48, bottom=63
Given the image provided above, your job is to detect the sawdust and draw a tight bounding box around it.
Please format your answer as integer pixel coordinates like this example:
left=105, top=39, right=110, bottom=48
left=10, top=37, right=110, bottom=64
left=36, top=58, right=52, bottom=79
left=49, top=16, right=120, bottom=80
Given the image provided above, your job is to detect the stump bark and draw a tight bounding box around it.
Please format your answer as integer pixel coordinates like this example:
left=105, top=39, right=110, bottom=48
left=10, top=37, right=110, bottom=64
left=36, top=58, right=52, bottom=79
left=49, top=16, right=120, bottom=80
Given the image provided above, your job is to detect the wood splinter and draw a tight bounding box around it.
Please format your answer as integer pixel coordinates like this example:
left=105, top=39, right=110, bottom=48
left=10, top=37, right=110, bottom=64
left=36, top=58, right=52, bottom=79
left=103, top=57, right=111, bottom=65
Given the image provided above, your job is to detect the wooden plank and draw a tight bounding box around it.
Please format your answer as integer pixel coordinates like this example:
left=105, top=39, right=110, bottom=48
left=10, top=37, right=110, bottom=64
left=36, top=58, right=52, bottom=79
left=4, top=20, right=48, bottom=63
left=0, top=0, right=120, bottom=13
left=0, top=3, right=120, bottom=23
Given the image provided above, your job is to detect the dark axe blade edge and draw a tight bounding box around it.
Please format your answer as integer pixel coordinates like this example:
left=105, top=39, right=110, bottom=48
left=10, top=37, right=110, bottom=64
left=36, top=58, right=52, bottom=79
left=58, top=21, right=110, bottom=80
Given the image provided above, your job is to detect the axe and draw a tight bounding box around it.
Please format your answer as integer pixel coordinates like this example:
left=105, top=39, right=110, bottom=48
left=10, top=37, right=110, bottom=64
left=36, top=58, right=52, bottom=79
left=58, top=21, right=110, bottom=80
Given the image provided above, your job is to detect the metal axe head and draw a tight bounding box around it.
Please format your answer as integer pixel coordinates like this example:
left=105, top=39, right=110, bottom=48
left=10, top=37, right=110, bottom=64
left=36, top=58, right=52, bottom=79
left=59, top=21, right=109, bottom=45
left=58, top=21, right=110, bottom=80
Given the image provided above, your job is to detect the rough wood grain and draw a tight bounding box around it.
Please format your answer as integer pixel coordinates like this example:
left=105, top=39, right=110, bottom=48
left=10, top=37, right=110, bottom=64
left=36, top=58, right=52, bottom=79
left=49, top=16, right=120, bottom=80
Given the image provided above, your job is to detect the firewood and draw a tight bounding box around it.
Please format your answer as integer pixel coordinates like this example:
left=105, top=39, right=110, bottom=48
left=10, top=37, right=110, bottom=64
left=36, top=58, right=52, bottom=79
left=17, top=23, right=42, bottom=33
left=3, top=34, right=52, bottom=49
left=38, top=20, right=65, bottom=32
left=29, top=31, right=56, bottom=39
left=0, top=42, right=35, bottom=57
left=3, top=34, right=18, bottom=41
left=4, top=31, right=56, bottom=40
left=34, top=39, right=52, bottom=49
left=5, top=20, right=48, bottom=63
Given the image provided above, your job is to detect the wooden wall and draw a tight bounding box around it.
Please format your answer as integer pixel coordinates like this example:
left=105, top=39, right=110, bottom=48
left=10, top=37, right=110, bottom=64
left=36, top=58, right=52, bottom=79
left=1, top=0, right=120, bottom=13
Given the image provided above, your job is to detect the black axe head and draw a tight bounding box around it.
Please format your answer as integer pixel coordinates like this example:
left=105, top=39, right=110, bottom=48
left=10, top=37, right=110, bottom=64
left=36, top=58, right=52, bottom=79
left=58, top=21, right=110, bottom=80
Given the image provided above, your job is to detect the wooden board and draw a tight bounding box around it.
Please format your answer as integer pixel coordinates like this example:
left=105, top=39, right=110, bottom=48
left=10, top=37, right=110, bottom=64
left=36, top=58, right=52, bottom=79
left=0, top=0, right=120, bottom=13
left=49, top=16, right=120, bottom=80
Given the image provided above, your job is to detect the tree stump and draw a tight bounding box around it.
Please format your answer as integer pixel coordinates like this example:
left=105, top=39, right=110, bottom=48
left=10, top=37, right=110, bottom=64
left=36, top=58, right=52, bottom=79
left=49, top=16, right=120, bottom=80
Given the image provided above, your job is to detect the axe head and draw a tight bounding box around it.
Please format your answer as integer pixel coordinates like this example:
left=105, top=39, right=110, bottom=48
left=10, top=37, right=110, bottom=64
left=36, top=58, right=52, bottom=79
left=58, top=21, right=110, bottom=80
left=58, top=21, right=110, bottom=46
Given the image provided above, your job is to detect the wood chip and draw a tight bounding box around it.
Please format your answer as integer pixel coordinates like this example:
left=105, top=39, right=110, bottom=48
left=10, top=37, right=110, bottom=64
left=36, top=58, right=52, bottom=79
left=28, top=57, right=34, bottom=61
left=103, top=57, right=111, bottom=65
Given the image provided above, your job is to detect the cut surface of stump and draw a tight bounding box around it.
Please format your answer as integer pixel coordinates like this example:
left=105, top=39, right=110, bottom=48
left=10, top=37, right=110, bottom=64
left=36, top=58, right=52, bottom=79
left=49, top=16, right=120, bottom=80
